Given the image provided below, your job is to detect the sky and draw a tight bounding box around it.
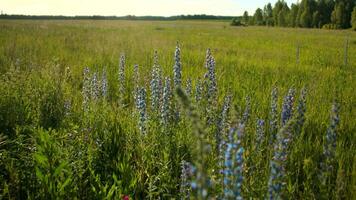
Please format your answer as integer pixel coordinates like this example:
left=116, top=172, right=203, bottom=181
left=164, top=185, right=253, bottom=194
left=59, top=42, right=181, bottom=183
left=1, top=0, right=297, bottom=16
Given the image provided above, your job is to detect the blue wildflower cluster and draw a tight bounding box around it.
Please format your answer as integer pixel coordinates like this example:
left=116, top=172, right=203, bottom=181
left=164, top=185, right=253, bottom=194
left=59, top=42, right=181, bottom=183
left=190, top=164, right=210, bottom=200
left=320, top=102, right=339, bottom=185
left=281, top=88, right=295, bottom=126
left=82, top=67, right=110, bottom=112
left=223, top=125, right=245, bottom=200
left=137, top=88, right=147, bottom=134
left=101, top=68, right=108, bottom=98
left=150, top=59, right=162, bottom=112
left=205, top=48, right=217, bottom=104
left=267, top=118, right=295, bottom=200
left=118, top=53, right=126, bottom=104
left=269, top=87, right=278, bottom=143
left=217, top=94, right=232, bottom=164
left=195, top=78, right=203, bottom=103
left=295, top=87, right=307, bottom=135
left=203, top=48, right=218, bottom=125
left=180, top=160, right=192, bottom=200
left=185, top=78, right=192, bottom=97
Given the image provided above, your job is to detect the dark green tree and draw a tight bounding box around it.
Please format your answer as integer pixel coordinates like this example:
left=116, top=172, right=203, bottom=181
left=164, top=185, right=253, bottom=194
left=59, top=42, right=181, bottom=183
left=273, top=0, right=285, bottom=26
left=352, top=6, right=356, bottom=30
left=299, top=0, right=317, bottom=28
left=243, top=11, right=249, bottom=25
left=332, top=1, right=346, bottom=28
left=296, top=0, right=304, bottom=27
left=254, top=8, right=264, bottom=25
left=289, top=3, right=300, bottom=27
left=331, top=0, right=355, bottom=28
left=318, top=0, right=335, bottom=27
left=264, top=3, right=274, bottom=26
left=313, top=11, right=322, bottom=27
left=278, top=3, right=290, bottom=27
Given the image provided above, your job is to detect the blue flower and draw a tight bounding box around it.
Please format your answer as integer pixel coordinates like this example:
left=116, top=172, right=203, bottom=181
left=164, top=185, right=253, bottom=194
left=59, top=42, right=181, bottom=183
left=173, top=43, right=182, bottom=88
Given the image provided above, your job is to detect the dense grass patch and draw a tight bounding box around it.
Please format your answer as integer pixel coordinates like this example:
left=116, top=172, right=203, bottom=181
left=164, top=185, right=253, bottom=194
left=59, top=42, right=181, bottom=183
left=0, top=20, right=355, bottom=199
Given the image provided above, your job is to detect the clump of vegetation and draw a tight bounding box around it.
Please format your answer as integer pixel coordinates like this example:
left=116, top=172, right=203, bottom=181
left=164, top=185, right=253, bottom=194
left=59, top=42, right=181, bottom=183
left=230, top=18, right=244, bottom=26
left=322, top=23, right=342, bottom=29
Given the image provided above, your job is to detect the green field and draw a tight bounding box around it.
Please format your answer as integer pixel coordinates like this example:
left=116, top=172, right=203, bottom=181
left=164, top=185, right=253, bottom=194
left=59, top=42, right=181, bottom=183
left=0, top=20, right=355, bottom=199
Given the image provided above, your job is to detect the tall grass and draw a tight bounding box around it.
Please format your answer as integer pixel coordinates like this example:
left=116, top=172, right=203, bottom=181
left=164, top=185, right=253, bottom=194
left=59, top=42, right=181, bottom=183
left=0, top=20, right=355, bottom=199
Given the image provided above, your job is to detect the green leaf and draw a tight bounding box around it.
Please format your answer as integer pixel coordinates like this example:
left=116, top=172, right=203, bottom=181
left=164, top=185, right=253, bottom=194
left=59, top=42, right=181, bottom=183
left=35, top=167, right=44, bottom=180
left=34, top=154, right=48, bottom=167
left=106, top=184, right=116, bottom=199
left=53, top=162, right=67, bottom=177
left=60, top=177, right=72, bottom=192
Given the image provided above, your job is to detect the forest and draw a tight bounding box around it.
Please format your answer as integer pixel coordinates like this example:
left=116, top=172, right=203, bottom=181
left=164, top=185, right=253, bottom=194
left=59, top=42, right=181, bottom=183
left=235, top=0, right=356, bottom=30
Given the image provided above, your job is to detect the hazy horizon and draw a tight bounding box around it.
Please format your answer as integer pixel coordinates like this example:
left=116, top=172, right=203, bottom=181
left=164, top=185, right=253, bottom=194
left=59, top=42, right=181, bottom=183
left=1, top=0, right=297, bottom=17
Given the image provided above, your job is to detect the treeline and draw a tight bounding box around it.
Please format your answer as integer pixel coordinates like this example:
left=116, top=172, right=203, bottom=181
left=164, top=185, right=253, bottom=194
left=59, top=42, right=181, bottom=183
left=0, top=14, right=234, bottom=21
left=233, top=0, right=356, bottom=30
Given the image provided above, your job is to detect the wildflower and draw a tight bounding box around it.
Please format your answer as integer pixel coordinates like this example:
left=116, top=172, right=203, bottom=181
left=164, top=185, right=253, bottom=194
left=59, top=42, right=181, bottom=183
left=153, top=50, right=164, bottom=104
left=161, top=77, right=172, bottom=126
left=218, top=94, right=232, bottom=136
left=153, top=49, right=159, bottom=66
left=281, top=88, right=295, bottom=126
left=217, top=94, right=232, bottom=161
left=185, top=78, right=192, bottom=97
left=267, top=118, right=295, bottom=200
left=180, top=160, right=192, bottom=200
left=233, top=145, right=244, bottom=200
left=324, top=102, right=339, bottom=163
left=256, top=119, right=265, bottom=149
left=173, top=43, right=182, bottom=88
left=195, top=79, right=203, bottom=103
left=82, top=67, right=91, bottom=112
left=270, top=87, right=278, bottom=131
left=223, top=124, right=245, bottom=200
left=241, top=96, right=251, bottom=125
left=320, top=102, right=339, bottom=185
left=206, top=50, right=217, bottom=103
left=119, top=53, right=126, bottom=104
left=133, top=64, right=139, bottom=107
left=204, top=48, right=218, bottom=125
left=205, top=48, right=212, bottom=69
left=14, top=58, right=21, bottom=70
left=295, top=87, right=307, bottom=135
left=64, top=100, right=71, bottom=116
left=223, top=129, right=234, bottom=198
left=176, top=88, right=211, bottom=199
left=91, top=72, right=100, bottom=101
left=269, top=87, right=278, bottom=144
left=101, top=68, right=108, bottom=98
left=150, top=54, right=162, bottom=112
left=137, top=88, right=147, bottom=134
left=65, top=66, right=71, bottom=80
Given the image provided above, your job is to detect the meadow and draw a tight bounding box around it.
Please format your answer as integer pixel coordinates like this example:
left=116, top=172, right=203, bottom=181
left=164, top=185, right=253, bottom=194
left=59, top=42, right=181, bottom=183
left=0, top=19, right=355, bottom=199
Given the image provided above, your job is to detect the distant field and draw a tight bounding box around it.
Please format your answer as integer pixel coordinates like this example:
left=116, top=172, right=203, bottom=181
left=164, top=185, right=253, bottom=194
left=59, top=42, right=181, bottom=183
left=0, top=20, right=355, bottom=199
